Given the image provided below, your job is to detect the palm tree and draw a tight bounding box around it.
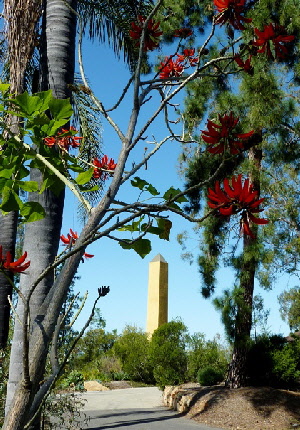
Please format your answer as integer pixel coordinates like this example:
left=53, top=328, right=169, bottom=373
left=0, top=0, right=41, bottom=349
left=4, top=0, right=152, bottom=425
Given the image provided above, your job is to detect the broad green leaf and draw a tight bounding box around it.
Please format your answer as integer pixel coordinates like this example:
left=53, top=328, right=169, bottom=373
left=156, top=218, right=172, bottom=240
left=0, top=83, right=10, bottom=93
left=20, top=202, right=46, bottom=222
left=17, top=180, right=39, bottom=192
left=49, top=98, right=73, bottom=120
left=45, top=119, right=70, bottom=136
left=13, top=92, right=41, bottom=116
left=1, top=187, right=22, bottom=212
left=131, top=177, right=159, bottom=196
left=39, top=177, right=54, bottom=194
left=0, top=168, right=15, bottom=179
left=163, top=187, right=188, bottom=203
left=75, top=168, right=94, bottom=185
left=118, top=220, right=142, bottom=232
left=119, top=238, right=151, bottom=258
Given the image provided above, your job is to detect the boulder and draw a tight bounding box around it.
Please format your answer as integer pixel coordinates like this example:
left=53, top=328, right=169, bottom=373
left=84, top=381, right=110, bottom=391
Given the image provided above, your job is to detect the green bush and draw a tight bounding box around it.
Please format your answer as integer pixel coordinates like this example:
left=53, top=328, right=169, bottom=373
left=197, top=366, right=224, bottom=386
left=246, top=334, right=300, bottom=388
left=112, top=326, right=154, bottom=383
left=186, top=333, right=229, bottom=381
left=149, top=320, right=188, bottom=389
left=60, top=370, right=85, bottom=391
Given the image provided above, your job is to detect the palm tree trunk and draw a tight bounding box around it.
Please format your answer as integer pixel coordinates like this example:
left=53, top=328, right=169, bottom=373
left=0, top=0, right=41, bottom=350
left=0, top=212, right=18, bottom=349
left=5, top=0, right=77, bottom=420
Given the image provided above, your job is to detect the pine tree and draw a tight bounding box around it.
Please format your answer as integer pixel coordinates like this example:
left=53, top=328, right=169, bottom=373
left=181, top=0, right=300, bottom=387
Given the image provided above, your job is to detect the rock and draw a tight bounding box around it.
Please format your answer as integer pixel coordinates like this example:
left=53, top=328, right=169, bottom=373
left=84, top=381, right=110, bottom=391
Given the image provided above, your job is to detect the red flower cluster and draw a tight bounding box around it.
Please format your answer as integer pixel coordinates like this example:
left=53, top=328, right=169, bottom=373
left=44, top=126, right=82, bottom=150
left=202, top=112, right=254, bottom=154
left=159, top=57, right=184, bottom=79
left=129, top=16, right=163, bottom=51
left=0, top=246, right=30, bottom=273
left=174, top=28, right=193, bottom=38
left=93, top=155, right=117, bottom=180
left=234, top=55, right=253, bottom=74
left=159, top=49, right=198, bottom=79
left=253, top=23, right=295, bottom=60
left=60, top=229, right=94, bottom=259
left=177, top=49, right=199, bottom=67
left=208, top=175, right=268, bottom=237
left=214, top=0, right=252, bottom=30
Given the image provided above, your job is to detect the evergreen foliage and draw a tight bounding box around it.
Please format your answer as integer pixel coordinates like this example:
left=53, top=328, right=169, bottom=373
left=149, top=320, right=188, bottom=389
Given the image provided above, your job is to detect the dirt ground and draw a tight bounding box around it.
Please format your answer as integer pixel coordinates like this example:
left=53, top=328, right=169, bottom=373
left=185, top=386, right=300, bottom=430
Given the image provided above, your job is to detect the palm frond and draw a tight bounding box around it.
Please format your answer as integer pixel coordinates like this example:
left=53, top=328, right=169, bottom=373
left=71, top=75, right=105, bottom=222
left=77, top=0, right=153, bottom=70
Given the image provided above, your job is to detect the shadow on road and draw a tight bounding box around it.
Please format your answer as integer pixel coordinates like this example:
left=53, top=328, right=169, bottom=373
left=82, top=407, right=185, bottom=429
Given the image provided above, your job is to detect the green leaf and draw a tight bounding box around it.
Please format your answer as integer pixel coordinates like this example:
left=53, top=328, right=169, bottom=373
left=20, top=202, right=46, bottom=222
left=80, top=185, right=99, bottom=192
left=156, top=218, right=172, bottom=240
left=0, top=188, right=22, bottom=212
left=119, top=238, right=151, bottom=258
left=13, top=92, right=42, bottom=116
left=131, top=177, right=159, bottom=196
left=17, top=180, right=39, bottom=192
left=0, top=168, right=15, bottom=179
left=49, top=98, right=73, bottom=120
left=0, top=83, right=10, bottom=93
left=45, top=119, right=70, bottom=136
left=163, top=187, right=188, bottom=203
left=75, top=168, right=94, bottom=185
left=118, top=220, right=142, bottom=232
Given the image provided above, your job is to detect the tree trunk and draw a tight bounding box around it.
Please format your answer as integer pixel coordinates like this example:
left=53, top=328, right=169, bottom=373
left=5, top=0, right=77, bottom=421
left=0, top=212, right=18, bottom=349
left=226, top=146, right=262, bottom=388
left=0, top=0, right=41, bottom=349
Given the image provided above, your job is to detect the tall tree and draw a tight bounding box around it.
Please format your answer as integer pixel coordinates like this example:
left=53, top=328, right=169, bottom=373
left=4, top=0, right=153, bottom=416
left=181, top=0, right=300, bottom=387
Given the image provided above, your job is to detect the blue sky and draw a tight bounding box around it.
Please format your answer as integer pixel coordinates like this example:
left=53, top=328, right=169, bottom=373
left=64, top=38, right=292, bottom=341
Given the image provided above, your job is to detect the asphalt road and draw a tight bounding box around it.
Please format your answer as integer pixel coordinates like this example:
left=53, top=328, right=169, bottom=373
left=79, top=387, right=225, bottom=430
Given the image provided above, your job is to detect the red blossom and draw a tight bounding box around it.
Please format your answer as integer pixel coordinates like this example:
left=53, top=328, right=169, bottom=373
left=177, top=49, right=199, bottom=67
left=234, top=55, right=253, bottom=74
left=0, top=246, right=30, bottom=273
left=174, top=28, right=193, bottom=38
left=202, top=112, right=254, bottom=154
left=83, top=253, right=94, bottom=259
left=60, top=228, right=78, bottom=246
left=159, top=57, right=184, bottom=79
left=214, top=0, right=252, bottom=30
left=207, top=175, right=268, bottom=238
left=44, top=126, right=82, bottom=150
left=60, top=229, right=94, bottom=259
left=253, top=23, right=295, bottom=60
left=93, top=155, right=117, bottom=180
left=129, top=15, right=163, bottom=51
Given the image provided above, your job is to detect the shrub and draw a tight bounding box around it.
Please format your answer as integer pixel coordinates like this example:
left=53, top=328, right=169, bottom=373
left=246, top=334, right=300, bottom=388
left=60, top=370, right=85, bottom=391
left=149, top=320, right=188, bottom=389
left=186, top=333, right=229, bottom=381
left=112, top=325, right=154, bottom=383
left=197, top=366, right=224, bottom=386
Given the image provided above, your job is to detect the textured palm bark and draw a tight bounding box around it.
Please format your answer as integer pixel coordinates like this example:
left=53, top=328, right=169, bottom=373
left=0, top=212, right=18, bottom=349
left=226, top=146, right=262, bottom=389
left=5, top=0, right=77, bottom=423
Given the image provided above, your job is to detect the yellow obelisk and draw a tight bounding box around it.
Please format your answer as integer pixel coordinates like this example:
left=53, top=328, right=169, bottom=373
left=146, top=254, right=168, bottom=336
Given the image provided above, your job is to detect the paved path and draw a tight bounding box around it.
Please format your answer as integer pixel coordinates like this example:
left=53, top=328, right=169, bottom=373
left=79, top=387, right=225, bottom=430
